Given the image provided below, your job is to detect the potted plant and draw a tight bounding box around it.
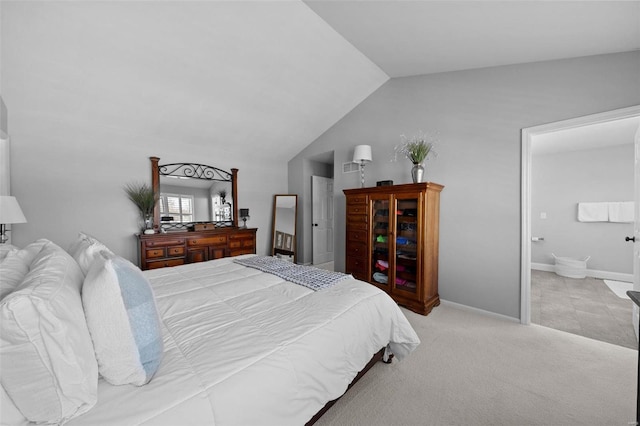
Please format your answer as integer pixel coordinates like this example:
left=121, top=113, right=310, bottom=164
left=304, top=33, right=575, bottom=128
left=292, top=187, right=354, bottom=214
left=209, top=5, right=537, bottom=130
left=124, top=182, right=157, bottom=234
left=394, top=131, right=437, bottom=183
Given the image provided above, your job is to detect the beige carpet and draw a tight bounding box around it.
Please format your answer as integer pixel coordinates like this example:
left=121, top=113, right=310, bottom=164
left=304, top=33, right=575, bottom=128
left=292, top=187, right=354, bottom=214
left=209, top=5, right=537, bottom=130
left=316, top=304, right=637, bottom=426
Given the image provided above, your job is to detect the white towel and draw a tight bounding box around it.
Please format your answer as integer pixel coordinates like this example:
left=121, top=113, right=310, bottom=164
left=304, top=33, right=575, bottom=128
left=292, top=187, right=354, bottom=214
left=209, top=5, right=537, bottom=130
left=577, top=202, right=609, bottom=222
left=608, top=201, right=634, bottom=223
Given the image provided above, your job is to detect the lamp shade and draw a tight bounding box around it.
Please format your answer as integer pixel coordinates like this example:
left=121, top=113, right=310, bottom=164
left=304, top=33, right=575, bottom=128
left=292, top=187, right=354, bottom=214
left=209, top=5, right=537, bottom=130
left=353, top=145, right=373, bottom=163
left=239, top=208, right=250, bottom=217
left=0, top=196, right=27, bottom=224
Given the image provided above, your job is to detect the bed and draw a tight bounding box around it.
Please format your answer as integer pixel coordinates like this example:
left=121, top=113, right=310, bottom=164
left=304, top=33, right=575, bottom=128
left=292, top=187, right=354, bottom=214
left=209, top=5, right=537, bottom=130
left=0, top=235, right=420, bottom=425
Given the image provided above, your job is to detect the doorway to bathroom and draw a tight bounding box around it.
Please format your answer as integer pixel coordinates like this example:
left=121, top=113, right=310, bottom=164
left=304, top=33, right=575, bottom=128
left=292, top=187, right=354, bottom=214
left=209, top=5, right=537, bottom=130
left=521, top=106, right=640, bottom=349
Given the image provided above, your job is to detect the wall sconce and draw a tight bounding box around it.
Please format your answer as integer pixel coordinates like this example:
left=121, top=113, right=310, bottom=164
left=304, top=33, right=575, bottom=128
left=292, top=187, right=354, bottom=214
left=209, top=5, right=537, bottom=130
left=0, top=196, right=27, bottom=244
left=353, top=145, right=373, bottom=188
left=239, top=208, right=250, bottom=228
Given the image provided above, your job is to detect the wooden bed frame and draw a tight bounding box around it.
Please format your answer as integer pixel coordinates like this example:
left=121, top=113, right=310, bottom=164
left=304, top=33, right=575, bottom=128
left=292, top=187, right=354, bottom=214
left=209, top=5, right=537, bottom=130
left=306, top=348, right=391, bottom=425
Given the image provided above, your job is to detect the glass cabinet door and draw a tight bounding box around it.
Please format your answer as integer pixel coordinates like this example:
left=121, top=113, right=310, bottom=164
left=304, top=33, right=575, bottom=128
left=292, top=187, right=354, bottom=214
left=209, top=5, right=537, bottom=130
left=394, top=195, right=420, bottom=295
left=370, top=195, right=391, bottom=289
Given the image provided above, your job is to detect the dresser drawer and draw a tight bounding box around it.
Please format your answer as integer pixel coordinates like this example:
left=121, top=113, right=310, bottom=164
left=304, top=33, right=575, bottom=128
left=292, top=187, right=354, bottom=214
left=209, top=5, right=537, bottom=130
left=229, top=238, right=254, bottom=249
left=146, top=248, right=165, bottom=259
left=347, top=240, right=367, bottom=257
left=347, top=195, right=367, bottom=205
left=146, top=258, right=185, bottom=269
left=145, top=238, right=185, bottom=248
left=167, top=246, right=185, bottom=256
left=346, top=220, right=367, bottom=231
left=188, top=235, right=227, bottom=246
left=346, top=257, right=367, bottom=276
left=230, top=248, right=255, bottom=257
left=347, top=205, right=368, bottom=215
left=347, top=229, right=367, bottom=242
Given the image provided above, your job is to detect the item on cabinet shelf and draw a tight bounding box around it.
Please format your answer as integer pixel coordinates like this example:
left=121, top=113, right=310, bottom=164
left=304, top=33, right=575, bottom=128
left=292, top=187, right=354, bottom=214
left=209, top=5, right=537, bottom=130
left=352, top=145, right=373, bottom=188
left=344, top=182, right=444, bottom=316
left=124, top=182, right=157, bottom=234
left=393, top=131, right=438, bottom=183
left=373, top=272, right=388, bottom=284
left=376, top=180, right=393, bottom=186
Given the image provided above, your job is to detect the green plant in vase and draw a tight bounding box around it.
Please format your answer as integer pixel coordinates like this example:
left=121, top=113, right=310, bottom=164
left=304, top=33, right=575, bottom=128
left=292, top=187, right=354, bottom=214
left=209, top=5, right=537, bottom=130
left=124, top=182, right=158, bottom=234
left=394, top=130, right=438, bottom=183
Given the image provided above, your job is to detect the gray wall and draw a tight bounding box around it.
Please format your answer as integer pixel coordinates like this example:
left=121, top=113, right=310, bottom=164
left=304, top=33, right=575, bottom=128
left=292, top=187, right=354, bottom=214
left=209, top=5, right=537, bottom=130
left=531, top=144, right=634, bottom=274
left=2, top=7, right=288, bottom=261
left=289, top=51, right=640, bottom=319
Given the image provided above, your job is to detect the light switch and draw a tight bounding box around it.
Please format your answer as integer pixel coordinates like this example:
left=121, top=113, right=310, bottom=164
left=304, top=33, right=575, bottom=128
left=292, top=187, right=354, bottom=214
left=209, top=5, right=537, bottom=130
left=540, top=212, right=547, bottom=219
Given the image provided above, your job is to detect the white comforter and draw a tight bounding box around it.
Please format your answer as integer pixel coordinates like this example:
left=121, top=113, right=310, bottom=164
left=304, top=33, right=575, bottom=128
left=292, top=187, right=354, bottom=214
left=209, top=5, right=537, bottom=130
left=69, top=255, right=420, bottom=426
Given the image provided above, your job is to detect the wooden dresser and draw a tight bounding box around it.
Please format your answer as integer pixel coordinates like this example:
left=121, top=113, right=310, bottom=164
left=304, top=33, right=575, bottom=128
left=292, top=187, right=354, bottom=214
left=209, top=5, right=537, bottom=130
left=344, top=183, right=443, bottom=315
left=138, top=228, right=257, bottom=270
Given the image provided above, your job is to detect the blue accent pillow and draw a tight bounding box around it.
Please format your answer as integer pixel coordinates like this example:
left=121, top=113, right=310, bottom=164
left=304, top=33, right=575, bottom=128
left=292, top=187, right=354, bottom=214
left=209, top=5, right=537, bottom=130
left=82, top=253, right=163, bottom=386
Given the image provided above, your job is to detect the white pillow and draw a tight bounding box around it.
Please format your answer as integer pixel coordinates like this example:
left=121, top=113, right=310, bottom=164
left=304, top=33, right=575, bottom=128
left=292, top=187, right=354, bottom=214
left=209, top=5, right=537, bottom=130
left=68, top=231, right=113, bottom=275
left=0, top=241, right=98, bottom=423
left=0, top=244, right=17, bottom=261
left=0, top=250, right=29, bottom=300
left=0, top=239, right=54, bottom=300
left=82, top=252, right=164, bottom=386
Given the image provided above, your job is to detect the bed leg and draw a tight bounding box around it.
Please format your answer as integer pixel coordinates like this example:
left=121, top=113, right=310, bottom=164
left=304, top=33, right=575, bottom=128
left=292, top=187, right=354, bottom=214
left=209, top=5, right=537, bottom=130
left=382, top=346, right=394, bottom=364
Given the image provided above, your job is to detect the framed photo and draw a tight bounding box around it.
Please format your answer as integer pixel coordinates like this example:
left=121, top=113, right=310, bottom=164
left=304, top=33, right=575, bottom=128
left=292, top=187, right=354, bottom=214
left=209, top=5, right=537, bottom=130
left=284, top=233, right=293, bottom=251
left=275, top=231, right=284, bottom=249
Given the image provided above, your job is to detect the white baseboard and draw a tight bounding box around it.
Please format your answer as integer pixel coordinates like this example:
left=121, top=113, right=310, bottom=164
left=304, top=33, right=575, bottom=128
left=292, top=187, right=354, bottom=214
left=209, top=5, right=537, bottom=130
left=439, top=299, right=520, bottom=323
left=531, top=262, right=633, bottom=282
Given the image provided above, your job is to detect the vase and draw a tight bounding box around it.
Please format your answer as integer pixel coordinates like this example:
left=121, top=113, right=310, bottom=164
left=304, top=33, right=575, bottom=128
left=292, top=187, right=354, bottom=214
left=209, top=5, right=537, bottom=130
left=411, top=163, right=425, bottom=183
left=140, top=214, right=154, bottom=234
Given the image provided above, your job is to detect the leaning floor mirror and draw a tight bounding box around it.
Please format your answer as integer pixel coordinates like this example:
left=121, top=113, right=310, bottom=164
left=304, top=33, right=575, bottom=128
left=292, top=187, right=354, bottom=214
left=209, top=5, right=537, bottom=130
left=271, top=194, right=297, bottom=263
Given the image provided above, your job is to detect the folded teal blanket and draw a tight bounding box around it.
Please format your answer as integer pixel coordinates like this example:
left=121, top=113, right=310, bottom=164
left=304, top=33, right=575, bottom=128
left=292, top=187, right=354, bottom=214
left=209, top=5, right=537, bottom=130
left=233, top=256, right=350, bottom=291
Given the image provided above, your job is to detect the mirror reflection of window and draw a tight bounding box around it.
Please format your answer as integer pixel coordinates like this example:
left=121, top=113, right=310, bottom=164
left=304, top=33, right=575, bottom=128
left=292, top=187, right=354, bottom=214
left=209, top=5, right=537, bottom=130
left=160, top=193, right=194, bottom=223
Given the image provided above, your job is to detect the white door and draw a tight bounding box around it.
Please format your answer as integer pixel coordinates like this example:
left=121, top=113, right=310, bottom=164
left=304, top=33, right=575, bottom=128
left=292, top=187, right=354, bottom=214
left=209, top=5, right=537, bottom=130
left=632, top=124, right=640, bottom=338
left=312, top=176, right=334, bottom=265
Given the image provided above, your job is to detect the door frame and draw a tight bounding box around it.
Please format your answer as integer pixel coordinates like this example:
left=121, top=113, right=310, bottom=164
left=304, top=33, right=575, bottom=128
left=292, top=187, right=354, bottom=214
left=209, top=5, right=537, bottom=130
left=520, top=105, right=640, bottom=325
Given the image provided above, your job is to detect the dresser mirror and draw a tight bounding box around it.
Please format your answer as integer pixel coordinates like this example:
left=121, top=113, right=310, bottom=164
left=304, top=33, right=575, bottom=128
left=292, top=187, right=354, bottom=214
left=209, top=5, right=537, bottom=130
left=271, top=194, right=297, bottom=263
left=150, top=157, right=238, bottom=231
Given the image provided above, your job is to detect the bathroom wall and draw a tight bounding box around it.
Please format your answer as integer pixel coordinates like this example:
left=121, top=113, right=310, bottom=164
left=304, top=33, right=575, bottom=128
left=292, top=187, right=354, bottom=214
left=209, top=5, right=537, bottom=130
left=531, top=143, right=634, bottom=275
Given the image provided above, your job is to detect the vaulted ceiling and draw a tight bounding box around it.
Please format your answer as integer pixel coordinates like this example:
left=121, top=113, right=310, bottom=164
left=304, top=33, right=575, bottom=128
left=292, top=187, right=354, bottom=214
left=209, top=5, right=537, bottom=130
left=306, top=1, right=640, bottom=78
left=2, top=1, right=638, bottom=163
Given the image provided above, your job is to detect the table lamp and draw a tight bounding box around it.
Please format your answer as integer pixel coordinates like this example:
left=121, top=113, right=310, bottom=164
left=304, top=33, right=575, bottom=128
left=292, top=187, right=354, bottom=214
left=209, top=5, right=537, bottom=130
left=353, top=145, right=373, bottom=188
left=0, top=196, right=27, bottom=244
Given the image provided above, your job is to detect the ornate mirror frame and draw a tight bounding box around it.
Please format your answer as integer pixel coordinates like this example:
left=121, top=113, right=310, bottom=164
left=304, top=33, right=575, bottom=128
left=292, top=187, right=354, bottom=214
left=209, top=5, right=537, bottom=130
left=150, top=157, right=238, bottom=230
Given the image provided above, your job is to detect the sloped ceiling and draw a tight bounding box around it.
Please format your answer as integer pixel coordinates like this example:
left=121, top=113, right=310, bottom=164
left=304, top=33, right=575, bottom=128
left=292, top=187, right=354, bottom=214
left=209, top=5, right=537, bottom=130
left=306, top=0, right=640, bottom=78
left=0, top=1, right=388, bottom=162
left=2, top=1, right=639, bottom=163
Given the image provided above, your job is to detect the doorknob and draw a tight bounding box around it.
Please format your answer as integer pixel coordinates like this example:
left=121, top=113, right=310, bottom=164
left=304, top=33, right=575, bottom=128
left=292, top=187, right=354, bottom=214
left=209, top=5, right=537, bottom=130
left=313, top=223, right=318, bottom=227
left=626, top=236, right=636, bottom=242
